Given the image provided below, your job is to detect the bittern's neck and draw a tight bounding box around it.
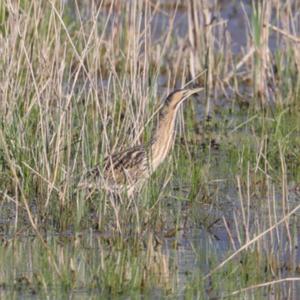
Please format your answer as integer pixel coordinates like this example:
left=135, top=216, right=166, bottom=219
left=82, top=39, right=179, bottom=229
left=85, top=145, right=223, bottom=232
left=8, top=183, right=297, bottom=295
left=150, top=104, right=181, bottom=171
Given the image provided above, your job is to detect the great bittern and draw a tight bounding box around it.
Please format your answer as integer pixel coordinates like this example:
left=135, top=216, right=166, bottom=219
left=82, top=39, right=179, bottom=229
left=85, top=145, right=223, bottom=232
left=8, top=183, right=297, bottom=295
left=80, top=87, right=203, bottom=197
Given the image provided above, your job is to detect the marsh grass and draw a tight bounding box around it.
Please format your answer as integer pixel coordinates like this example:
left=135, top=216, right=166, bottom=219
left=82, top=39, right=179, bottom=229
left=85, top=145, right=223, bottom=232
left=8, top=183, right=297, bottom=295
left=0, top=0, right=300, bottom=298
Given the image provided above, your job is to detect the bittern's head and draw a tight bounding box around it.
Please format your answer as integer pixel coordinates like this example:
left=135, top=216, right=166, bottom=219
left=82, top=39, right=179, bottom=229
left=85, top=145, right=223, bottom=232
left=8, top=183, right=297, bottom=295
left=165, top=87, right=204, bottom=111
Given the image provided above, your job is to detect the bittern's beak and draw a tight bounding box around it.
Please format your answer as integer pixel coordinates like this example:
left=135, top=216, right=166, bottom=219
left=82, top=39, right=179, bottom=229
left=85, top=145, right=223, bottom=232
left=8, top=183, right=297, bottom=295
left=183, top=87, right=204, bottom=100
left=188, top=87, right=204, bottom=96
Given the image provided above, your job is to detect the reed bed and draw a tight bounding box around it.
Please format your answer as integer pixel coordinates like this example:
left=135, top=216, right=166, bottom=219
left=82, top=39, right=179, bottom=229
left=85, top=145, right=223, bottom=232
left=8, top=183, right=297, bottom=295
left=0, top=0, right=300, bottom=298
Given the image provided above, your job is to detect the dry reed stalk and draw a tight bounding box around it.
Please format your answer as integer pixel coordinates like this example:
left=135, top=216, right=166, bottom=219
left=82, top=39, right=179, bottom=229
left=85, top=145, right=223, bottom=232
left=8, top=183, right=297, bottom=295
left=187, top=0, right=201, bottom=80
left=233, top=210, right=242, bottom=247
left=222, top=216, right=237, bottom=251
left=187, top=0, right=218, bottom=117
left=228, top=277, right=300, bottom=298
left=237, top=176, right=250, bottom=243
left=223, top=46, right=255, bottom=83
left=256, top=2, right=271, bottom=103
left=277, top=0, right=300, bottom=82
left=268, top=23, right=300, bottom=44
left=266, top=179, right=275, bottom=249
left=279, top=143, right=292, bottom=251
left=202, top=3, right=214, bottom=103
left=204, top=196, right=300, bottom=280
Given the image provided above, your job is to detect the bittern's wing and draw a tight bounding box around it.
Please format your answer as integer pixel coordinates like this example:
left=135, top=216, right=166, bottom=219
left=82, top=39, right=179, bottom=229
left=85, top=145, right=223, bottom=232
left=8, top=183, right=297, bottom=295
left=80, top=145, right=149, bottom=190
left=103, top=146, right=148, bottom=185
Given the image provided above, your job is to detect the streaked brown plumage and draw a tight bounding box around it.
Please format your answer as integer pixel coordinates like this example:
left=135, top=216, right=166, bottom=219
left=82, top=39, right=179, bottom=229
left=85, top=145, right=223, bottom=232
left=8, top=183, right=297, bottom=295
left=80, top=87, right=203, bottom=196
